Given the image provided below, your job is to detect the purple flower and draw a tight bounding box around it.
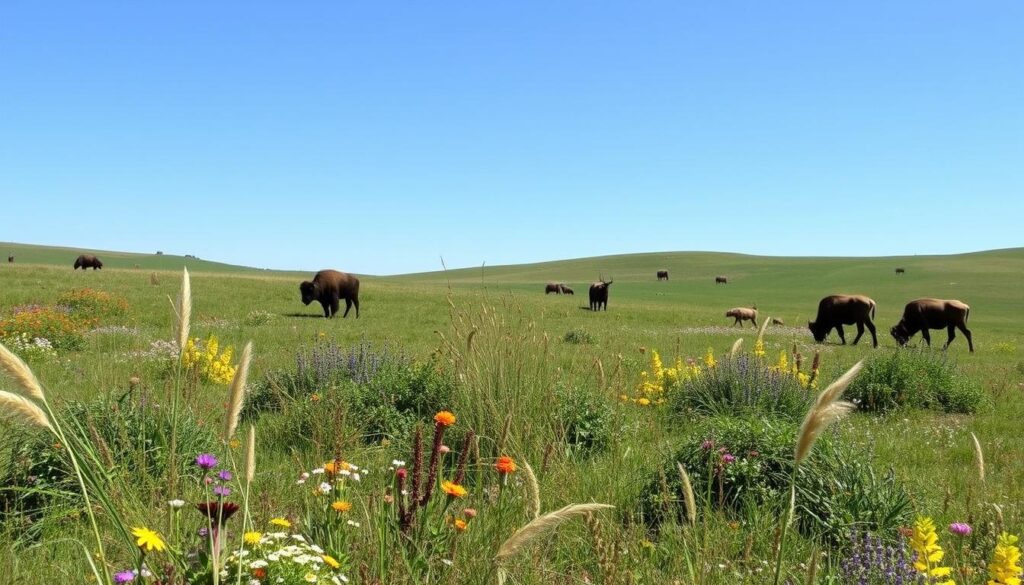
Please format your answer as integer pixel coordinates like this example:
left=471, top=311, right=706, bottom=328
left=198, top=527, right=209, bottom=537
left=218, top=470, right=233, bottom=482
left=721, top=454, right=736, bottom=464
left=195, top=453, right=218, bottom=470
left=700, top=440, right=714, bottom=450
left=949, top=522, right=972, bottom=536
left=213, top=485, right=231, bottom=497
left=113, top=570, right=136, bottom=583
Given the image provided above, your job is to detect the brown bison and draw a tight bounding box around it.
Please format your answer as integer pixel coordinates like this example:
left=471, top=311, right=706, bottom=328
left=808, top=294, right=878, bottom=347
left=561, top=285, right=574, bottom=295
left=657, top=270, right=669, bottom=281
left=895, top=267, right=905, bottom=275
left=300, top=269, right=360, bottom=318
left=890, top=298, right=973, bottom=352
left=74, top=254, right=103, bottom=270
left=770, top=317, right=785, bottom=326
left=7, top=255, right=12, bottom=263
left=715, top=276, right=728, bottom=284
left=725, top=307, right=758, bottom=327
left=589, top=279, right=613, bottom=311
left=545, top=283, right=563, bottom=295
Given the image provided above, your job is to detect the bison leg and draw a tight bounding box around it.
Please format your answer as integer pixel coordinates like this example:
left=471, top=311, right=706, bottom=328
left=342, top=298, right=353, bottom=318
left=835, top=324, right=847, bottom=345
left=319, top=300, right=332, bottom=318
left=751, top=317, right=758, bottom=329
left=852, top=322, right=866, bottom=345
left=957, top=323, right=973, bottom=352
left=866, top=320, right=877, bottom=347
left=920, top=327, right=931, bottom=347
left=353, top=297, right=360, bottom=318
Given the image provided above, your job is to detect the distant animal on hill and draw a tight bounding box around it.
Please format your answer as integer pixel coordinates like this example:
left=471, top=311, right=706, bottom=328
left=7, top=255, right=13, bottom=263
left=545, top=283, right=563, bottom=295
left=725, top=307, right=758, bottom=327
left=770, top=317, right=785, bottom=326
left=808, top=294, right=877, bottom=347
left=299, top=269, right=360, bottom=319
left=560, top=285, right=574, bottom=295
left=657, top=270, right=669, bottom=281
left=74, top=254, right=103, bottom=270
left=895, top=267, right=905, bottom=275
left=890, top=298, right=973, bottom=352
left=589, top=279, right=613, bottom=311
left=715, top=276, right=728, bottom=284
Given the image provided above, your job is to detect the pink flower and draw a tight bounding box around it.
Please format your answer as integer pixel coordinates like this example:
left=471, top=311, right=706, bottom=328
left=721, top=454, right=736, bottom=464
left=948, top=522, right=972, bottom=536
left=700, top=440, right=714, bottom=450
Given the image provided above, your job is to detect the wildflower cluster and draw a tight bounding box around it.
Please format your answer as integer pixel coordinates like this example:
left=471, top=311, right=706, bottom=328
left=768, top=346, right=820, bottom=390
left=296, top=458, right=364, bottom=563
left=182, top=335, right=237, bottom=384
left=224, top=530, right=348, bottom=585
left=910, top=516, right=955, bottom=584
left=0, top=332, right=55, bottom=359
left=626, top=350, right=700, bottom=406
left=56, top=287, right=129, bottom=317
left=988, top=531, right=1022, bottom=585
left=839, top=531, right=916, bottom=584
left=0, top=305, right=89, bottom=350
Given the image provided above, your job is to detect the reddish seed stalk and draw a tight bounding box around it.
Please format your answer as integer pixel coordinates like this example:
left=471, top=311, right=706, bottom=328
left=453, top=430, right=474, bottom=486
left=410, top=425, right=423, bottom=509
left=421, top=421, right=447, bottom=506
left=397, top=470, right=409, bottom=530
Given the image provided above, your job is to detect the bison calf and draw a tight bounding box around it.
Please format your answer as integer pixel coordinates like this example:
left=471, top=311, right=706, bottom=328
left=808, top=294, right=878, bottom=348
left=725, top=307, right=758, bottom=328
left=561, top=285, right=574, bottom=295
left=890, top=298, right=973, bottom=352
left=715, top=276, right=728, bottom=284
left=300, top=269, right=360, bottom=318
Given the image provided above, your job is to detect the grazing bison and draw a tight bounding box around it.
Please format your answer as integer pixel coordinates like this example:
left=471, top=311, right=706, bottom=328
left=74, top=254, right=103, bottom=270
left=657, top=270, right=669, bottom=281
left=770, top=317, right=785, bottom=326
left=589, top=279, right=613, bottom=311
left=7, top=255, right=13, bottom=263
left=890, top=298, right=973, bottom=352
left=808, top=294, right=878, bottom=347
left=545, top=283, right=563, bottom=295
left=715, top=276, right=728, bottom=284
left=895, top=267, right=906, bottom=275
left=561, top=285, right=574, bottom=295
left=725, top=307, right=758, bottom=327
left=300, top=269, right=360, bottom=319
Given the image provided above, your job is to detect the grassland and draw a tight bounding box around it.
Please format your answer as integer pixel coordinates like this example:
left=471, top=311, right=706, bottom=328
left=1, top=244, right=1022, bottom=584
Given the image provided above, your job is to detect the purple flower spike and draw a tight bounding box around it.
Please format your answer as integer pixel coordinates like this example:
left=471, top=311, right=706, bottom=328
left=949, top=522, right=972, bottom=536
left=113, top=570, right=136, bottom=583
left=214, top=485, right=231, bottom=497
left=195, top=453, right=218, bottom=470
left=218, top=470, right=233, bottom=482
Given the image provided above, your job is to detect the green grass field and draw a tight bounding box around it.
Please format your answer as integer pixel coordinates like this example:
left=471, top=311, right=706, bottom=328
left=1, top=244, right=1022, bottom=584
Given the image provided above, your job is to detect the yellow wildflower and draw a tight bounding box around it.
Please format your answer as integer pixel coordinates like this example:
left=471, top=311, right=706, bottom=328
left=753, top=339, right=766, bottom=359
left=243, top=531, right=262, bottom=546
left=637, top=397, right=651, bottom=406
left=988, top=531, right=1022, bottom=585
left=131, top=527, right=166, bottom=553
left=441, top=480, right=467, bottom=498
left=910, top=516, right=954, bottom=584
left=270, top=517, right=291, bottom=528
left=331, top=500, right=353, bottom=513
left=703, top=348, right=717, bottom=368
left=322, top=554, right=341, bottom=569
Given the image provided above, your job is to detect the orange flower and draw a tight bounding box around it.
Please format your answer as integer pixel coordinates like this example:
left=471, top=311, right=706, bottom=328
left=331, top=500, right=352, bottom=513
left=324, top=460, right=351, bottom=475
left=494, top=456, right=517, bottom=475
left=252, top=568, right=266, bottom=579
left=434, top=411, right=456, bottom=427
left=441, top=480, right=467, bottom=499
left=452, top=518, right=468, bottom=532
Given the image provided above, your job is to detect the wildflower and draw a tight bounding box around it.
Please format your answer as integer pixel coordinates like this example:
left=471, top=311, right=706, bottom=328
left=439, top=444, right=451, bottom=454
left=322, top=555, right=341, bottom=569
left=441, top=481, right=467, bottom=499
left=701, top=440, right=714, bottom=450
left=453, top=518, right=468, bottom=532
left=270, top=517, right=292, bottom=528
left=113, top=570, right=136, bottom=583
left=495, top=456, right=517, bottom=475
left=324, top=460, right=350, bottom=476
left=318, top=482, right=332, bottom=495
left=196, top=501, right=240, bottom=525
left=753, top=339, right=766, bottom=359
left=305, top=574, right=317, bottom=583
left=131, top=527, right=167, bottom=553
left=168, top=499, right=186, bottom=509
left=229, top=438, right=241, bottom=449
left=948, top=522, right=972, bottom=536
left=721, top=454, right=736, bottom=464
left=196, top=453, right=218, bottom=470
left=703, top=348, right=717, bottom=368
left=637, top=397, right=651, bottom=406
left=434, top=411, right=456, bottom=427
left=244, top=531, right=262, bottom=546
left=909, top=516, right=954, bottom=583
left=218, top=470, right=233, bottom=482
left=988, top=531, right=1022, bottom=585
left=331, top=500, right=353, bottom=513
left=213, top=485, right=231, bottom=497
left=463, top=508, right=478, bottom=519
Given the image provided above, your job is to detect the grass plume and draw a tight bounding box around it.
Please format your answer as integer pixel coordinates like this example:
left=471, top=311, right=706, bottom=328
left=794, top=360, right=862, bottom=465
left=971, top=432, right=985, bottom=483
left=494, top=503, right=614, bottom=561
left=245, top=424, right=256, bottom=483
left=523, top=460, right=541, bottom=520
left=0, top=342, right=46, bottom=401
left=224, top=341, right=253, bottom=441
left=676, top=462, right=696, bottom=526
left=0, top=389, right=52, bottom=430
left=176, top=267, right=192, bottom=355
left=730, top=337, right=744, bottom=358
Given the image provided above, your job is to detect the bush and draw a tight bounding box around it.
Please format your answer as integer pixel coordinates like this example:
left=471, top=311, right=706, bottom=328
left=0, top=305, right=89, bottom=351
left=555, top=383, right=612, bottom=456
left=55, top=288, right=129, bottom=318
left=563, top=329, right=595, bottom=345
left=667, top=354, right=815, bottom=421
left=243, top=309, right=274, bottom=326
left=846, top=350, right=987, bottom=413
left=639, top=416, right=910, bottom=543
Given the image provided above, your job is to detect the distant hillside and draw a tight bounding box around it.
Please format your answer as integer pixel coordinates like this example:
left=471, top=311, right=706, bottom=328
left=0, top=242, right=267, bottom=273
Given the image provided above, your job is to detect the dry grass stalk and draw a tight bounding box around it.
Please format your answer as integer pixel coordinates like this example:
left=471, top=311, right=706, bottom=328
left=0, top=390, right=53, bottom=431
left=756, top=317, right=771, bottom=343
left=150, top=272, right=160, bottom=286
left=466, top=328, right=477, bottom=352
left=595, top=358, right=606, bottom=390
left=794, top=360, right=862, bottom=464
left=676, top=462, right=697, bottom=526
left=176, top=267, right=192, bottom=354
left=971, top=432, right=985, bottom=483
left=496, top=413, right=513, bottom=455
left=585, top=512, right=617, bottom=583
left=224, top=342, right=253, bottom=441
left=523, top=460, right=541, bottom=519
left=494, top=503, right=614, bottom=561
left=245, top=424, right=256, bottom=483
left=0, top=342, right=46, bottom=401
left=730, top=338, right=744, bottom=358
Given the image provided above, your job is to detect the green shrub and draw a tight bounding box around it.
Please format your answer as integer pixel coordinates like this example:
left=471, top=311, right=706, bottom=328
left=639, top=416, right=910, bottom=543
left=555, top=383, right=612, bottom=456
left=846, top=350, right=987, bottom=413
left=666, top=355, right=814, bottom=421
left=563, top=329, right=595, bottom=345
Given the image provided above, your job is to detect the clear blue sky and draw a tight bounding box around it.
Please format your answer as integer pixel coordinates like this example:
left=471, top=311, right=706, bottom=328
left=2, top=2, right=1021, bottom=275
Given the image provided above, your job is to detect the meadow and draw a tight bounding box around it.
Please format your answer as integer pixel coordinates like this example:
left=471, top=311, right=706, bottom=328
left=1, top=242, right=1023, bottom=584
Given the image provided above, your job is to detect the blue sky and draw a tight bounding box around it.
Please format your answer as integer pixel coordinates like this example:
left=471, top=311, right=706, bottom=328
left=2, top=2, right=1021, bottom=274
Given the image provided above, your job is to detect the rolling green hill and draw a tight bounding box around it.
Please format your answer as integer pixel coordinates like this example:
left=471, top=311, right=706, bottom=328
left=0, top=241, right=270, bottom=273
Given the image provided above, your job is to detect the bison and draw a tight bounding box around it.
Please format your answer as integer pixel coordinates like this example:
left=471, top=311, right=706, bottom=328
left=657, top=270, right=669, bottom=281
left=7, top=255, right=12, bottom=263
left=725, top=307, right=758, bottom=327
left=545, top=283, right=564, bottom=295
left=770, top=317, right=785, bottom=326
left=895, top=267, right=905, bottom=275
left=890, top=298, right=973, bottom=352
left=715, top=276, right=728, bottom=284
left=74, top=254, right=103, bottom=270
left=808, top=294, right=878, bottom=347
left=300, top=269, right=360, bottom=319
left=561, top=285, right=574, bottom=295
left=589, top=279, right=613, bottom=311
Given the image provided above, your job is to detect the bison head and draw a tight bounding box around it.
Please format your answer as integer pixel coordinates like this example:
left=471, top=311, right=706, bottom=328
left=299, top=281, right=318, bottom=305
left=807, top=321, right=827, bottom=343
left=890, top=323, right=911, bottom=346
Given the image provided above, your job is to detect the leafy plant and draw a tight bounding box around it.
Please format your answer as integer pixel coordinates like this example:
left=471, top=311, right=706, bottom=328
left=563, top=329, right=595, bottom=345
left=846, top=349, right=987, bottom=413
left=555, top=383, right=612, bottom=456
